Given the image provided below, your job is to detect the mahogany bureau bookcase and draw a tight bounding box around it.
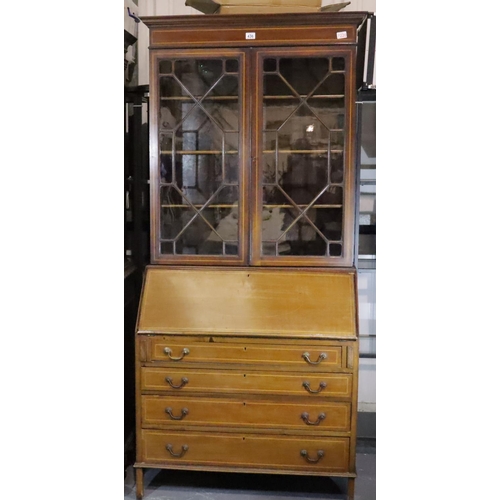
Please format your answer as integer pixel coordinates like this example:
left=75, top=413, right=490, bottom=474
left=135, top=11, right=368, bottom=500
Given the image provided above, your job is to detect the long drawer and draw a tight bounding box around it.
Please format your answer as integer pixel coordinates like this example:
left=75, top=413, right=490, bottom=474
left=140, top=429, right=350, bottom=473
left=141, top=395, right=351, bottom=432
left=146, top=338, right=343, bottom=371
left=141, top=367, right=352, bottom=398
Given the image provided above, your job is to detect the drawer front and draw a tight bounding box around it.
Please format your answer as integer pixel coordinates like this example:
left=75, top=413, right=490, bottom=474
left=149, top=339, right=342, bottom=371
left=142, top=395, right=351, bottom=432
left=141, top=367, right=352, bottom=398
left=141, top=430, right=349, bottom=473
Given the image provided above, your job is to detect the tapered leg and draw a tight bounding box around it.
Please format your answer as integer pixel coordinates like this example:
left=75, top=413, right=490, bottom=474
left=135, top=468, right=144, bottom=500
left=347, top=477, right=355, bottom=500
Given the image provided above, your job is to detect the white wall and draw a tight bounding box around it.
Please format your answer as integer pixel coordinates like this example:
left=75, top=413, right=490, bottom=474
left=342, top=0, right=376, bottom=12
left=358, top=269, right=376, bottom=412
left=138, top=1, right=197, bottom=85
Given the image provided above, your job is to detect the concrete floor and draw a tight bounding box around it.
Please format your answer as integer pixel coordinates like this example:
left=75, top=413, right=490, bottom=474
left=124, top=451, right=375, bottom=500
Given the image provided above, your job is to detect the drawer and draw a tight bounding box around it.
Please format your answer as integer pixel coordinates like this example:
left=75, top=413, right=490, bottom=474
left=140, top=429, right=349, bottom=473
left=142, top=395, right=351, bottom=432
left=141, top=367, right=352, bottom=398
left=148, top=338, right=342, bottom=371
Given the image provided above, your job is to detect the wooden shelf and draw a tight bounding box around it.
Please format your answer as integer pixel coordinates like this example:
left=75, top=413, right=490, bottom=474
left=263, top=204, right=343, bottom=209
left=263, top=149, right=343, bottom=154
left=160, top=150, right=239, bottom=155
left=159, top=204, right=342, bottom=209
left=160, top=95, right=239, bottom=101
left=159, top=95, right=343, bottom=102
left=160, top=204, right=237, bottom=208
left=263, top=94, right=344, bottom=99
left=160, top=150, right=342, bottom=155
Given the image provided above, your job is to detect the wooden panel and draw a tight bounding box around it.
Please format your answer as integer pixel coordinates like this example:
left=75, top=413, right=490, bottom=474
left=150, top=25, right=356, bottom=48
left=141, top=429, right=350, bottom=473
left=141, top=367, right=352, bottom=398
left=142, top=395, right=351, bottom=432
left=142, top=12, right=368, bottom=33
left=138, top=267, right=357, bottom=338
left=149, top=337, right=343, bottom=371
left=143, top=13, right=367, bottom=49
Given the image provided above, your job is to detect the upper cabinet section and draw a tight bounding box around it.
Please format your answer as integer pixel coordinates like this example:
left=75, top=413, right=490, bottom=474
left=143, top=13, right=368, bottom=267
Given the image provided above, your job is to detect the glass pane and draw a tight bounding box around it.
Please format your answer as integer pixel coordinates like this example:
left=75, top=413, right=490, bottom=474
left=225, top=154, right=239, bottom=184
left=174, top=59, right=223, bottom=97
left=279, top=58, right=330, bottom=96
left=263, top=58, right=277, bottom=73
left=157, top=56, right=241, bottom=257
left=225, top=59, right=239, bottom=73
left=159, top=60, right=172, bottom=74
left=276, top=206, right=328, bottom=257
left=207, top=75, right=239, bottom=98
left=260, top=55, right=346, bottom=258
left=264, top=74, right=295, bottom=97
left=329, top=243, right=342, bottom=256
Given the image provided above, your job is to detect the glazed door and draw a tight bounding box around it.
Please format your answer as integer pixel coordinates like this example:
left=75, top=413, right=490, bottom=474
left=150, top=49, right=250, bottom=265
left=251, top=47, right=356, bottom=267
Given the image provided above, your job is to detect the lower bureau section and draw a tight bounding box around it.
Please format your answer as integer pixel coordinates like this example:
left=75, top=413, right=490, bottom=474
left=140, top=430, right=350, bottom=473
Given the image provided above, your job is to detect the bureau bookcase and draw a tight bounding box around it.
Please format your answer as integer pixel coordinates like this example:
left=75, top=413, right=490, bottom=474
left=136, top=12, right=368, bottom=500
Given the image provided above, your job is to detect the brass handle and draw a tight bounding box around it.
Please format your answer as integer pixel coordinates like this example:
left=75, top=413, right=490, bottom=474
left=165, top=377, right=189, bottom=389
left=164, top=347, right=190, bottom=361
left=300, top=449, right=325, bottom=463
left=301, top=412, right=326, bottom=426
left=302, top=352, right=327, bottom=365
left=302, top=381, right=327, bottom=394
left=166, top=444, right=189, bottom=458
left=165, top=407, right=189, bottom=420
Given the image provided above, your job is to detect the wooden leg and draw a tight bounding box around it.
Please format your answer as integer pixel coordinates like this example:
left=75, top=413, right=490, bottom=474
left=135, top=468, right=144, bottom=500
left=347, top=477, right=355, bottom=500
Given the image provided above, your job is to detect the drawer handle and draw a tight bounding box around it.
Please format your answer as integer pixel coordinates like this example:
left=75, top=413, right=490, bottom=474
left=164, top=347, right=190, bottom=361
left=165, top=377, right=189, bottom=389
left=302, top=381, right=327, bottom=394
left=301, top=412, right=326, bottom=426
left=302, top=352, right=327, bottom=365
left=165, top=407, right=189, bottom=420
left=166, top=444, right=189, bottom=458
left=300, top=449, right=325, bottom=463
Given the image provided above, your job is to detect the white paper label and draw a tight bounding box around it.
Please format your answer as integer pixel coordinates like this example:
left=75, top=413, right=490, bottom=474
left=246, top=32, right=256, bottom=40
left=336, top=31, right=348, bottom=39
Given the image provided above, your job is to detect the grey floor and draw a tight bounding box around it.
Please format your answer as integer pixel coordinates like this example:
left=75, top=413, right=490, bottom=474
left=124, top=449, right=375, bottom=500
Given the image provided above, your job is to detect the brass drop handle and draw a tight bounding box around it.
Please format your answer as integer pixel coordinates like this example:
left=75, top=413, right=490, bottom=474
left=164, top=347, right=190, bottom=361
left=165, top=407, right=189, bottom=420
left=302, top=381, right=327, bottom=394
left=301, top=412, right=326, bottom=426
left=302, top=352, right=327, bottom=365
left=165, top=376, right=189, bottom=389
left=300, top=449, right=325, bottom=463
left=166, top=444, right=189, bottom=458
